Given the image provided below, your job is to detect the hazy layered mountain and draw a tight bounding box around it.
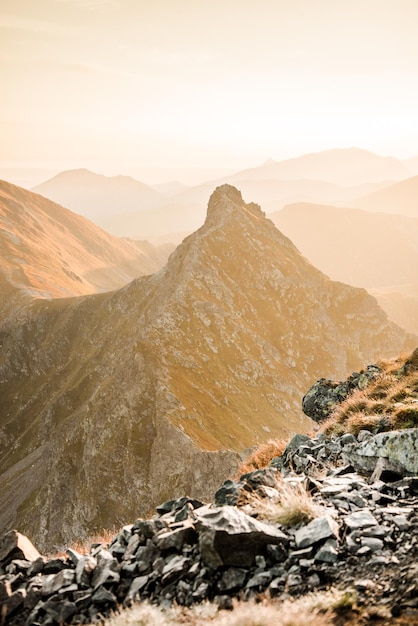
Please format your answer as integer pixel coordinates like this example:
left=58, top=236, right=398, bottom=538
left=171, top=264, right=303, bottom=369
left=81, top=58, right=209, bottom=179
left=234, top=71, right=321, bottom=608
left=354, top=174, right=418, bottom=217
left=32, top=169, right=163, bottom=221
left=0, top=185, right=413, bottom=549
left=271, top=203, right=418, bottom=288
left=98, top=178, right=388, bottom=241
left=30, top=148, right=405, bottom=242
left=151, top=180, right=189, bottom=196
left=226, top=148, right=409, bottom=186
left=369, top=284, right=418, bottom=336
left=0, top=180, right=173, bottom=314
left=404, top=156, right=418, bottom=176
left=271, top=202, right=418, bottom=334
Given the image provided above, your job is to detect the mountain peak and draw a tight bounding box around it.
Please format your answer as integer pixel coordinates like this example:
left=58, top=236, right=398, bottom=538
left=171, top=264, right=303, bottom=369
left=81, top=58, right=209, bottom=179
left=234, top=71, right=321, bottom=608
left=205, top=184, right=266, bottom=227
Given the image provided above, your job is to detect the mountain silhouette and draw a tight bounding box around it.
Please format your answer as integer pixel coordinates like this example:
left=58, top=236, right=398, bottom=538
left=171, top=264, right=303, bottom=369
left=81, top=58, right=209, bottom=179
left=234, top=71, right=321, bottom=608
left=33, top=169, right=163, bottom=221
left=354, top=174, right=418, bottom=217
left=226, top=148, right=409, bottom=186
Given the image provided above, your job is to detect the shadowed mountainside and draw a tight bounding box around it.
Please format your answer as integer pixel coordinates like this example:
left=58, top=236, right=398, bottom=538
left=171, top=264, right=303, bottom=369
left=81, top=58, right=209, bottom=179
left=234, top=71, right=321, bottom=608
left=0, top=185, right=414, bottom=550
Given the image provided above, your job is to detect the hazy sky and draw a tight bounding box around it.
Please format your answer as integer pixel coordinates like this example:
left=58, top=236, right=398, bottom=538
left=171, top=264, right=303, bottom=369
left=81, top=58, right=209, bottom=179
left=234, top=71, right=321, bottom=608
left=2, top=0, right=418, bottom=181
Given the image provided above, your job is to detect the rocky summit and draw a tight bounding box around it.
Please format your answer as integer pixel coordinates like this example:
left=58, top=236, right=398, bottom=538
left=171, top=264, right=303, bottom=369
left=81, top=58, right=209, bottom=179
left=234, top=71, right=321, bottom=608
left=1, top=426, right=417, bottom=625
left=0, top=185, right=414, bottom=551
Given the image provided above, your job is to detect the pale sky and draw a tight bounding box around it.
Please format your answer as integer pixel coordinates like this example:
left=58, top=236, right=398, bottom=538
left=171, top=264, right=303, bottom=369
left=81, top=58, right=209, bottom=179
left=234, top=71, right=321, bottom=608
left=2, top=0, right=418, bottom=182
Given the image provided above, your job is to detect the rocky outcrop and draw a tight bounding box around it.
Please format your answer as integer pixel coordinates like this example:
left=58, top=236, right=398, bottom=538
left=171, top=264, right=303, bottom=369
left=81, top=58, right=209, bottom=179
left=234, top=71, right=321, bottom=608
left=1, top=429, right=417, bottom=625
left=302, top=365, right=382, bottom=421
left=0, top=185, right=414, bottom=549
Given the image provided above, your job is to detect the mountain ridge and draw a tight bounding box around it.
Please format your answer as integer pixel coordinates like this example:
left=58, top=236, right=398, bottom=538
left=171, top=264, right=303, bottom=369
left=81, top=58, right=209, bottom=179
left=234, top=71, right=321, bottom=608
left=0, top=184, right=414, bottom=549
left=226, top=147, right=410, bottom=186
left=0, top=179, right=173, bottom=315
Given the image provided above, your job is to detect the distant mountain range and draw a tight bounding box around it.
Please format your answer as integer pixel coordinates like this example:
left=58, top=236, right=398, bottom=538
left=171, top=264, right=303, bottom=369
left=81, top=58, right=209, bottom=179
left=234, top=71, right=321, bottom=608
left=0, top=184, right=413, bottom=549
left=226, top=147, right=411, bottom=186
left=354, top=174, right=418, bottom=217
left=33, top=169, right=163, bottom=221
left=29, top=147, right=418, bottom=241
left=271, top=202, right=418, bottom=289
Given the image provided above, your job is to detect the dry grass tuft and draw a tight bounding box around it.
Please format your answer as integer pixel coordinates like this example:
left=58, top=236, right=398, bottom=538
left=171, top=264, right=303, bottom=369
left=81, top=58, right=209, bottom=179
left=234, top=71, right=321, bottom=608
left=321, top=349, right=418, bottom=437
left=51, top=528, right=119, bottom=558
left=104, top=592, right=345, bottom=626
left=241, top=476, right=323, bottom=527
left=237, top=438, right=287, bottom=476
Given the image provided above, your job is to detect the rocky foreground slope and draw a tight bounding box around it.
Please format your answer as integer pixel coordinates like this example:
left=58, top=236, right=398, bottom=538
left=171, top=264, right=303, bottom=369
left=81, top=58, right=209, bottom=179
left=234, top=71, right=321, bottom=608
left=1, top=424, right=417, bottom=625
left=0, top=185, right=414, bottom=551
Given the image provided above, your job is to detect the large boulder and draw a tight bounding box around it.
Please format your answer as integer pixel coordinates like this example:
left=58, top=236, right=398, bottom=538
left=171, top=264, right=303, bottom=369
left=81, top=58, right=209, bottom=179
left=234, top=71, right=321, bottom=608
left=194, top=505, right=288, bottom=568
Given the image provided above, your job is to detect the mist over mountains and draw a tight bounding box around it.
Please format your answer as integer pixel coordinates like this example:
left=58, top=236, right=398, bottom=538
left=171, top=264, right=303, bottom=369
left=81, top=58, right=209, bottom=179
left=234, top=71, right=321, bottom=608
left=0, top=183, right=414, bottom=549
left=28, top=147, right=418, bottom=242
left=33, top=169, right=163, bottom=221
left=25, top=147, right=418, bottom=340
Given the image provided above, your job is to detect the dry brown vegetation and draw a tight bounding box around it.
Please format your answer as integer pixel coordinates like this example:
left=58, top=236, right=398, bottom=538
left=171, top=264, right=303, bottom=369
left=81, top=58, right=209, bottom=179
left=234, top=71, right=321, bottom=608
left=321, top=349, right=418, bottom=436
left=237, top=439, right=287, bottom=476
left=230, top=349, right=418, bottom=474
left=241, top=476, right=324, bottom=527
left=104, top=592, right=348, bottom=626
left=51, top=528, right=118, bottom=559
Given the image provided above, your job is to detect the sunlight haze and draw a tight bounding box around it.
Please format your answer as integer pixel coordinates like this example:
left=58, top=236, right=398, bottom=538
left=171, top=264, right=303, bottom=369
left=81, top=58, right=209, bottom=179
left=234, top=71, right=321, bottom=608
left=2, top=0, right=418, bottom=182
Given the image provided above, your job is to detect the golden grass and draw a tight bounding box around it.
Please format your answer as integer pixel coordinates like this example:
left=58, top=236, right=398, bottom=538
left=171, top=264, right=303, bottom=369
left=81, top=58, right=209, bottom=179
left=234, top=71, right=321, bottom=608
left=51, top=527, right=118, bottom=558
left=237, top=439, right=287, bottom=476
left=321, top=349, right=418, bottom=437
left=103, top=592, right=348, bottom=626
left=241, top=476, right=323, bottom=527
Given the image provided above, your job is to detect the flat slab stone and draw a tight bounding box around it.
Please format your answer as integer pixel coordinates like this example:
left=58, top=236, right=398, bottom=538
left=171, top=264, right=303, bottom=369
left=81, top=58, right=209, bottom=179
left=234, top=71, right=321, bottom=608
left=195, top=505, right=288, bottom=568
left=344, top=509, right=378, bottom=529
left=343, top=428, right=418, bottom=475
left=294, top=515, right=339, bottom=549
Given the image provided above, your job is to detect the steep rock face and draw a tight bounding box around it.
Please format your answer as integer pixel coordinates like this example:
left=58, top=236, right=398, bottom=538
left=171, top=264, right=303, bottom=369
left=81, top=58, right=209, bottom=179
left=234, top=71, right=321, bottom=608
left=0, top=185, right=413, bottom=549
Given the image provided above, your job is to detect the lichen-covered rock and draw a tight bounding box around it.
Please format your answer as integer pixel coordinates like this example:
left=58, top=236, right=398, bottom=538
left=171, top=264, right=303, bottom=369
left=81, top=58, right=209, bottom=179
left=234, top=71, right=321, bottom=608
left=342, top=428, right=418, bottom=475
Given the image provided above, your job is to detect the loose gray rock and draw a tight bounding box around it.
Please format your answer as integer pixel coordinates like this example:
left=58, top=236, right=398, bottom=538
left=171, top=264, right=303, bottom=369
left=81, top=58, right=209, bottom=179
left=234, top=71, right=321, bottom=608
left=302, top=366, right=381, bottom=422
left=344, top=509, right=378, bottom=529
left=195, top=505, right=288, bottom=568
left=294, top=515, right=339, bottom=549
